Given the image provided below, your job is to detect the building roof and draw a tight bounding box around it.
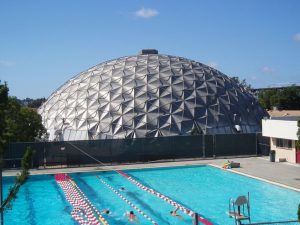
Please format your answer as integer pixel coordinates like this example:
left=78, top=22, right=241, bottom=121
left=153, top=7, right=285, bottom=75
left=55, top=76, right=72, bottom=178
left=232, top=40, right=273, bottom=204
left=267, top=110, right=300, bottom=117
left=269, top=116, right=300, bottom=121
left=39, top=50, right=267, bottom=141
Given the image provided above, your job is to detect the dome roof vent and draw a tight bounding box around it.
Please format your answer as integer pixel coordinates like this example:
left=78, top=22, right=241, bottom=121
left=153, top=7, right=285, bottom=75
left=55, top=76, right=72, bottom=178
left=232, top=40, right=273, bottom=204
left=139, top=49, right=158, bottom=55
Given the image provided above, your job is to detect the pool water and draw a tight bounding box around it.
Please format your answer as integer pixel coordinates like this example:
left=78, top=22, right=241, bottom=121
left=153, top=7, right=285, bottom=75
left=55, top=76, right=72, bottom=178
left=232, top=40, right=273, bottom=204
left=4, top=175, right=75, bottom=225
left=4, top=165, right=300, bottom=225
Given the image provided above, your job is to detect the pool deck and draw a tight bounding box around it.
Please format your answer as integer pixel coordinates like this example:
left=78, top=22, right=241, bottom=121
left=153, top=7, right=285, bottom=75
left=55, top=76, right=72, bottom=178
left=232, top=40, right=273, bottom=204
left=4, top=156, right=300, bottom=192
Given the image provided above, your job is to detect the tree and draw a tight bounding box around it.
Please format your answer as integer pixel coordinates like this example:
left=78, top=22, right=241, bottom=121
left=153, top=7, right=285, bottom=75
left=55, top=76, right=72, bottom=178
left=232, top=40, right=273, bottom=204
left=298, top=203, right=300, bottom=221
left=0, top=82, right=9, bottom=162
left=19, top=97, right=46, bottom=108
left=0, top=81, right=45, bottom=219
left=27, top=98, right=46, bottom=108
left=0, top=81, right=9, bottom=224
left=258, top=89, right=277, bottom=110
left=232, top=77, right=252, bottom=90
left=191, top=127, right=202, bottom=135
left=1, top=147, right=33, bottom=211
left=278, top=86, right=300, bottom=109
left=5, top=97, right=46, bottom=142
left=297, top=120, right=300, bottom=150
left=258, top=85, right=300, bottom=110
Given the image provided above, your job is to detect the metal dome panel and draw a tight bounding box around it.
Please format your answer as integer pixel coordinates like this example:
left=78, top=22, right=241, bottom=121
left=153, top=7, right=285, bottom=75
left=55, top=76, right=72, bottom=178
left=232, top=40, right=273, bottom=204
left=39, top=52, right=267, bottom=141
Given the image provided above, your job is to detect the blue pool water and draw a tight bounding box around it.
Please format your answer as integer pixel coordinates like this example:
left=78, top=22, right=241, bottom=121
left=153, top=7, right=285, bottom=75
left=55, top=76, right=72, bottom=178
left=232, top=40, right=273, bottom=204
left=4, top=165, right=300, bottom=225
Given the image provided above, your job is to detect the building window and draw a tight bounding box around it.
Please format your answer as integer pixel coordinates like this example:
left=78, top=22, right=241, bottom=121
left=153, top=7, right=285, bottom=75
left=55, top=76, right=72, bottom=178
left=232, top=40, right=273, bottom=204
left=276, top=138, right=292, bottom=149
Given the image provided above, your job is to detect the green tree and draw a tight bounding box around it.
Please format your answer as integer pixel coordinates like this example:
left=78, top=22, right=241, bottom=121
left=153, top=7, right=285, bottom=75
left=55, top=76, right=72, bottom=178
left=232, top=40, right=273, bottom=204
left=270, top=92, right=280, bottom=109
left=232, top=77, right=252, bottom=90
left=0, top=82, right=9, bottom=162
left=191, top=127, right=202, bottom=135
left=26, top=98, right=46, bottom=108
left=0, top=81, right=45, bottom=217
left=5, top=97, right=46, bottom=142
left=258, top=85, right=300, bottom=110
left=1, top=147, right=33, bottom=211
left=297, top=120, right=300, bottom=150
left=298, top=203, right=300, bottom=221
left=259, top=89, right=277, bottom=110
left=278, top=86, right=300, bottom=109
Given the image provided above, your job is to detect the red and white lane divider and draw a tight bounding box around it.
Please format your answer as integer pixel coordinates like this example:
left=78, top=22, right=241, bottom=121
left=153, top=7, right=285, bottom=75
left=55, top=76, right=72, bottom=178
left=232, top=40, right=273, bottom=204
left=116, top=170, right=213, bottom=225
left=95, top=175, right=158, bottom=225
left=55, top=173, right=109, bottom=225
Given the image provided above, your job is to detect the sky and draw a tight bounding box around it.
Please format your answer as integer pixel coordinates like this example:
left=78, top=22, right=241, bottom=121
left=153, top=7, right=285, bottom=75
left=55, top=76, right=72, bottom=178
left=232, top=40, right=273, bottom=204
left=0, top=0, right=300, bottom=99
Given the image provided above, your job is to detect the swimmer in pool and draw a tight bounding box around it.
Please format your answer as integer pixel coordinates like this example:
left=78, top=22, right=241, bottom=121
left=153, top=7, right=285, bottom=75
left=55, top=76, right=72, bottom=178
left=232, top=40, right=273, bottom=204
left=126, top=211, right=139, bottom=223
left=101, top=209, right=111, bottom=215
left=170, top=206, right=183, bottom=220
left=119, top=187, right=125, bottom=191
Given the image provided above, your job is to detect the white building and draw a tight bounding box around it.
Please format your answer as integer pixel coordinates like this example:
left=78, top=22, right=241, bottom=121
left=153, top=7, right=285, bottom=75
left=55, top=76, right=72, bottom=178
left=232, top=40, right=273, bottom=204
left=262, top=116, right=300, bottom=163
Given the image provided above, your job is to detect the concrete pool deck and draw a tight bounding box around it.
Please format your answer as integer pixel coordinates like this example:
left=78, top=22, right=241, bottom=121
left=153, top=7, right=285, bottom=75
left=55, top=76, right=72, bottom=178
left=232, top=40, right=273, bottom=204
left=4, top=156, right=300, bottom=192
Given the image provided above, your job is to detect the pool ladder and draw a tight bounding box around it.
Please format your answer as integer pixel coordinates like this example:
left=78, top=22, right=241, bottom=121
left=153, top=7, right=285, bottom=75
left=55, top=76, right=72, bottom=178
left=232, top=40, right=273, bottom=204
left=227, top=192, right=251, bottom=225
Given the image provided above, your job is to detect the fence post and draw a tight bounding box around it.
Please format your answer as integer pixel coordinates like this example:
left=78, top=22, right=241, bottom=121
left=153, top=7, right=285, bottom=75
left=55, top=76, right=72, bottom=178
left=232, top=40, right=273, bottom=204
left=43, top=142, right=46, bottom=168
left=193, top=213, right=199, bottom=225
left=109, top=139, right=113, bottom=165
left=202, top=135, right=205, bottom=158
left=213, top=134, right=216, bottom=158
left=255, top=132, right=258, bottom=155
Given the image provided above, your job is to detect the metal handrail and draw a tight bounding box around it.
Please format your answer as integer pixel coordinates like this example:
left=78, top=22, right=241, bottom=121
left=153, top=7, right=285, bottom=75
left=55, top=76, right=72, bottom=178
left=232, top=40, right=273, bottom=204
left=242, top=220, right=299, bottom=225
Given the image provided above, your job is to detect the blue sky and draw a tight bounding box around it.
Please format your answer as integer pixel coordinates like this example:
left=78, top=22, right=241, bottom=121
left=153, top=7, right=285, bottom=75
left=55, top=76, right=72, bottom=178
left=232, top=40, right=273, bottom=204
left=1, top=0, right=300, bottom=99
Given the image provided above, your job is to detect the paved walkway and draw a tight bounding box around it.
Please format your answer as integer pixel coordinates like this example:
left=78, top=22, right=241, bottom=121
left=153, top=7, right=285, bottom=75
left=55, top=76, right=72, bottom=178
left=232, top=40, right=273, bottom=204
left=4, top=156, right=300, bottom=191
left=211, top=157, right=300, bottom=191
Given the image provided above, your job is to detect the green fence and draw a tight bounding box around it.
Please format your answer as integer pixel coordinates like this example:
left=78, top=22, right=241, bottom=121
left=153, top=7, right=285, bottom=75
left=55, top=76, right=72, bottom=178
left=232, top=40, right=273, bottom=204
left=4, top=133, right=269, bottom=168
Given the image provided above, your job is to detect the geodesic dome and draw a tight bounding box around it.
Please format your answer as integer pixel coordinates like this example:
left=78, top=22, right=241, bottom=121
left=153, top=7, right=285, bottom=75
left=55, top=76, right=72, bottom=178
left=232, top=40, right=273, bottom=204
left=39, top=49, right=267, bottom=141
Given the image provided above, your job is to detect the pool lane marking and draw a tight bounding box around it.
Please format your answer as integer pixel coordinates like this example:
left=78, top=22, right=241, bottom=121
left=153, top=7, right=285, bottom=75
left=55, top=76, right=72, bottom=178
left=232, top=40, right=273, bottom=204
left=56, top=174, right=105, bottom=225
left=68, top=176, right=109, bottom=225
left=55, top=174, right=96, bottom=224
left=116, top=170, right=213, bottom=225
left=58, top=174, right=108, bottom=225
left=55, top=173, right=109, bottom=225
left=51, top=141, right=210, bottom=224
left=95, top=175, right=159, bottom=225
left=68, top=177, right=109, bottom=225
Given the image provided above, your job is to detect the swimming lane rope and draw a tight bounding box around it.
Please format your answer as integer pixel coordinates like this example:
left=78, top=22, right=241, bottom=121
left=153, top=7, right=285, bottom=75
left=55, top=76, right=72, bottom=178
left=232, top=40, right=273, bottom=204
left=116, top=170, right=213, bottom=225
left=95, top=175, right=158, bottom=225
left=55, top=173, right=109, bottom=225
left=63, top=142, right=212, bottom=224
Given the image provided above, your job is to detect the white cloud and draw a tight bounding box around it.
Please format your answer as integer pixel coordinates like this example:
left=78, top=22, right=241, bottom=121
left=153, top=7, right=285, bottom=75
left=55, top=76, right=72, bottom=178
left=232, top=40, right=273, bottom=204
left=261, top=66, right=273, bottom=74
left=0, top=60, right=15, bottom=67
left=293, top=33, right=300, bottom=42
left=207, top=61, right=218, bottom=69
left=135, top=8, right=158, bottom=18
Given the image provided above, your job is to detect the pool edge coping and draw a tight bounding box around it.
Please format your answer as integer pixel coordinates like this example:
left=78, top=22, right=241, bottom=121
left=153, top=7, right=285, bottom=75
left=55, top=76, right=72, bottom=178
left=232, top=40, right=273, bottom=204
left=4, top=160, right=300, bottom=193
left=208, top=164, right=300, bottom=193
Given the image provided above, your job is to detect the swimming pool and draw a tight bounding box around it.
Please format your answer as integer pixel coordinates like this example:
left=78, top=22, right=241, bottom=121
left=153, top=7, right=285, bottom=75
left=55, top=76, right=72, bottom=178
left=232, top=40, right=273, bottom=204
left=4, top=165, right=300, bottom=225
